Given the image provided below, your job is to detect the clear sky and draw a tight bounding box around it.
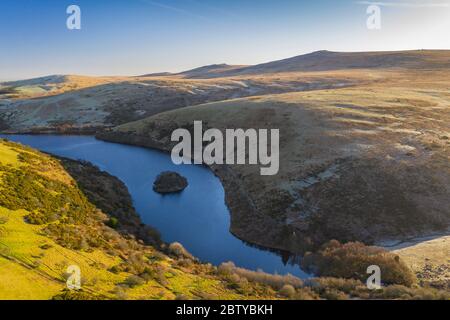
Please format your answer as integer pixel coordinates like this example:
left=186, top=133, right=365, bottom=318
left=1, top=0, right=449, bottom=80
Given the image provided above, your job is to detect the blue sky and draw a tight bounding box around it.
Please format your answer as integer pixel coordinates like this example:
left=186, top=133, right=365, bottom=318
left=0, top=0, right=449, bottom=80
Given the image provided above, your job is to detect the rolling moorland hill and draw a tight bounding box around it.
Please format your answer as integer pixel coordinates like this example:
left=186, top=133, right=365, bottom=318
left=0, top=75, right=117, bottom=98
left=0, top=72, right=359, bottom=133
left=2, top=50, right=449, bottom=134
left=141, top=64, right=247, bottom=78
left=174, top=50, right=450, bottom=78
left=2, top=139, right=443, bottom=299
left=142, top=50, right=450, bottom=79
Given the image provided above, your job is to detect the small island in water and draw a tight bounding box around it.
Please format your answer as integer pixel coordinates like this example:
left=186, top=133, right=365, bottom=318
left=153, top=171, right=188, bottom=194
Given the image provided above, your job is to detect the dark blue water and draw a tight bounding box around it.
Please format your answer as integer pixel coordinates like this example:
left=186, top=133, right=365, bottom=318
left=2, top=135, right=308, bottom=278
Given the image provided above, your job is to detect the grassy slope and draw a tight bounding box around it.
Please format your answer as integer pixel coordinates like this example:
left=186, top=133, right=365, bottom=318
left=0, top=71, right=364, bottom=133
left=2, top=50, right=448, bottom=134
left=0, top=75, right=120, bottom=99
left=0, top=140, right=280, bottom=300
left=392, top=236, right=450, bottom=289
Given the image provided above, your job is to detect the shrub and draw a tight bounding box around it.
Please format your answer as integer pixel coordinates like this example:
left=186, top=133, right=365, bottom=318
left=292, top=287, right=320, bottom=300
left=371, top=285, right=450, bottom=300
left=0, top=165, right=93, bottom=225
left=168, top=242, right=194, bottom=260
left=302, top=241, right=417, bottom=287
left=0, top=226, right=7, bottom=237
left=123, top=252, right=147, bottom=274
left=139, top=225, right=162, bottom=245
left=197, top=292, right=219, bottom=300
left=123, top=275, right=146, bottom=288
left=175, top=294, right=190, bottom=300
left=175, top=258, right=193, bottom=268
left=112, top=286, right=128, bottom=300
left=156, top=270, right=169, bottom=287
left=307, top=277, right=364, bottom=295
left=321, top=289, right=349, bottom=300
left=304, top=277, right=450, bottom=300
left=52, top=289, right=105, bottom=300
left=279, top=284, right=296, bottom=298
left=108, top=265, right=121, bottom=274
left=151, top=251, right=167, bottom=261
left=218, top=262, right=303, bottom=290
left=217, top=261, right=235, bottom=276
left=39, top=243, right=53, bottom=250
left=107, top=217, right=119, bottom=229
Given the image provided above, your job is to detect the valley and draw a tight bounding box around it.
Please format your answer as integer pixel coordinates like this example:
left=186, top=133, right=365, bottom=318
left=1, top=50, right=449, bottom=298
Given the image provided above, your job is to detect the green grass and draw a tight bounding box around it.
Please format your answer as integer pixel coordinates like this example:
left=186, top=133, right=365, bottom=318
left=0, top=145, right=19, bottom=166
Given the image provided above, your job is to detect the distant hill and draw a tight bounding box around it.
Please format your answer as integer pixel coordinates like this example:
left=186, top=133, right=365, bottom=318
left=2, top=50, right=449, bottom=133
left=176, top=63, right=248, bottom=78
left=0, top=75, right=118, bottom=98
left=139, top=64, right=246, bottom=79
left=139, top=72, right=173, bottom=77
left=178, top=50, right=450, bottom=78
left=2, top=75, right=68, bottom=87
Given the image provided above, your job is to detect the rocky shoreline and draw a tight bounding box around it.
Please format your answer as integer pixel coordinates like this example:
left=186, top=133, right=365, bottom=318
left=59, top=156, right=162, bottom=246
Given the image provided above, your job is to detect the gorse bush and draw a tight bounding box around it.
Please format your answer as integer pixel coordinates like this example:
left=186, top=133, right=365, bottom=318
left=123, top=275, right=146, bottom=288
left=218, top=262, right=303, bottom=290
left=306, top=277, right=365, bottom=295
left=168, top=242, right=194, bottom=260
left=279, top=284, right=296, bottom=298
left=0, top=165, right=93, bottom=225
left=107, top=217, right=119, bottom=229
left=0, top=149, right=110, bottom=252
left=0, top=226, right=7, bottom=237
left=304, top=277, right=450, bottom=300
left=44, top=223, right=105, bottom=250
left=52, top=289, right=106, bottom=300
left=301, top=240, right=417, bottom=287
left=372, top=284, right=450, bottom=300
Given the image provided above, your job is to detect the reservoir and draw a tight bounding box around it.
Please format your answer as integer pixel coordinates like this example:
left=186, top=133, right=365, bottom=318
left=2, top=134, right=308, bottom=278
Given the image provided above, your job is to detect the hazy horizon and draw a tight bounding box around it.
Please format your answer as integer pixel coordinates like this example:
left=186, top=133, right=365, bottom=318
left=1, top=0, right=449, bottom=80
left=1, top=48, right=450, bottom=82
